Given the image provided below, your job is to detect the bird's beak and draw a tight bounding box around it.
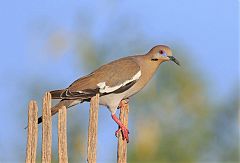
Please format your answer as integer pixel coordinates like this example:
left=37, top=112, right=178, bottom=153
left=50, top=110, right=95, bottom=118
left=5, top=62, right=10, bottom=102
left=168, top=56, right=180, bottom=66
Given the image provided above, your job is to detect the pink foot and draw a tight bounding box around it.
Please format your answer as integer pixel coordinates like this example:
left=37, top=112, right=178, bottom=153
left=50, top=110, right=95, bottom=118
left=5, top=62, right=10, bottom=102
left=112, top=114, right=130, bottom=143
left=115, top=125, right=129, bottom=143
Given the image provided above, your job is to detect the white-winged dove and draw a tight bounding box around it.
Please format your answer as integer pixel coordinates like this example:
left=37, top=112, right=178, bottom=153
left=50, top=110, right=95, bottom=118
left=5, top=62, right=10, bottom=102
left=38, top=45, right=180, bottom=142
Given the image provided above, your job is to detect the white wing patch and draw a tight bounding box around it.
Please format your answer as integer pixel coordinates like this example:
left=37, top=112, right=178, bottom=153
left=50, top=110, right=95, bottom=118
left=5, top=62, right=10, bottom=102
left=97, top=70, right=141, bottom=93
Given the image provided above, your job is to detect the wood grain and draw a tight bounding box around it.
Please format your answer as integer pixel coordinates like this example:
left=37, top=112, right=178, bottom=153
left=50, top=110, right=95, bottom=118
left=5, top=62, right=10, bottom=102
left=26, top=101, right=38, bottom=163
left=117, top=100, right=129, bottom=163
left=87, top=94, right=100, bottom=163
left=42, top=92, right=52, bottom=163
left=58, top=106, right=68, bottom=163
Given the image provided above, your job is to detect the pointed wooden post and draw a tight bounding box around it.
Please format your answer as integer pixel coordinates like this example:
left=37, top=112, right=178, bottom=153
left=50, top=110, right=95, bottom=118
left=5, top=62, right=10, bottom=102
left=87, top=94, right=100, bottom=163
left=58, top=106, right=68, bottom=163
left=26, top=101, right=38, bottom=163
left=117, top=100, right=129, bottom=163
left=42, top=92, right=52, bottom=163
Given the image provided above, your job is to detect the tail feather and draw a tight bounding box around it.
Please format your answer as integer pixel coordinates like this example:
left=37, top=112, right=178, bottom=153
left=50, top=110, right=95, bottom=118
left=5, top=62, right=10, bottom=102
left=37, top=99, right=78, bottom=124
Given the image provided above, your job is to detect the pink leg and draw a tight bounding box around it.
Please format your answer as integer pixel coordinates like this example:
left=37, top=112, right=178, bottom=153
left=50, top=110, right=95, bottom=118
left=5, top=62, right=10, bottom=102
left=112, top=114, right=129, bottom=143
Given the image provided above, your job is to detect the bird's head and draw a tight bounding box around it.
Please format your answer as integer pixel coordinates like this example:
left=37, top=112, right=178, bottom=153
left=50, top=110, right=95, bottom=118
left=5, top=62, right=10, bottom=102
left=147, top=45, right=180, bottom=66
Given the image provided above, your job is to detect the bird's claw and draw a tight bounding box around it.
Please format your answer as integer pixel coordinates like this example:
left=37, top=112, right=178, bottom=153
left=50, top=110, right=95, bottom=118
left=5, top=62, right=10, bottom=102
left=115, top=125, right=129, bottom=143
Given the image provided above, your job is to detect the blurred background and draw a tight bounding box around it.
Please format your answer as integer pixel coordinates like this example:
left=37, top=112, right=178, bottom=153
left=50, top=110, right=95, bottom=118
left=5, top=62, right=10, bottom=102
left=0, top=0, right=239, bottom=162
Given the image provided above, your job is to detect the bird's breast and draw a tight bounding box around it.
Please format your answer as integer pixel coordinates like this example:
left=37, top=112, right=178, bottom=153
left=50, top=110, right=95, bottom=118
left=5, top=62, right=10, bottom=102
left=123, top=64, right=159, bottom=98
left=99, top=93, right=125, bottom=107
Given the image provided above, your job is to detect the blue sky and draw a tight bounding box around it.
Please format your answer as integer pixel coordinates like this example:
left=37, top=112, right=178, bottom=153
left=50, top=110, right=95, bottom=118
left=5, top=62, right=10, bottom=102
left=0, top=0, right=238, bottom=162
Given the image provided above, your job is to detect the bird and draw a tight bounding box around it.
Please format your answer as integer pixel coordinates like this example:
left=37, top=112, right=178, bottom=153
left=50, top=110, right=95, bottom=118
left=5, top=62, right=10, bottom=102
left=37, top=45, right=180, bottom=142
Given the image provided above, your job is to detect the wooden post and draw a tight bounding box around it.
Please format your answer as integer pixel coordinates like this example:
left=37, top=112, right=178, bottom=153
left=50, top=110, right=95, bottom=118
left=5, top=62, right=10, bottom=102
left=87, top=94, right=100, bottom=163
left=42, top=92, right=52, bottom=163
left=26, top=101, right=38, bottom=163
left=58, top=106, right=68, bottom=163
left=117, top=100, right=129, bottom=163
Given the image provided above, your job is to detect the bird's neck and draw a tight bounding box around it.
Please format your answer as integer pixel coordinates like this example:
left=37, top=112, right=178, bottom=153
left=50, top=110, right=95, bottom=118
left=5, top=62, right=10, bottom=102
left=136, top=56, right=163, bottom=83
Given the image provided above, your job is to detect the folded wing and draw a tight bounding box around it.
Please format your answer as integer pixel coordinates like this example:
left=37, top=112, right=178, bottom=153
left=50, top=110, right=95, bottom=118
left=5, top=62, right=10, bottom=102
left=50, top=57, right=141, bottom=101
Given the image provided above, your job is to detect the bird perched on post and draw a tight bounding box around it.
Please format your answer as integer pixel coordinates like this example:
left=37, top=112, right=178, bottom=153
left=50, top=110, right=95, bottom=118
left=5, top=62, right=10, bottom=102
left=38, top=45, right=180, bottom=142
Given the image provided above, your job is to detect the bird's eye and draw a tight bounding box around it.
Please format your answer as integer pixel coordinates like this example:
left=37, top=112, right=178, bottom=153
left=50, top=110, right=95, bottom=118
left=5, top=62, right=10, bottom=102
left=159, top=50, right=167, bottom=57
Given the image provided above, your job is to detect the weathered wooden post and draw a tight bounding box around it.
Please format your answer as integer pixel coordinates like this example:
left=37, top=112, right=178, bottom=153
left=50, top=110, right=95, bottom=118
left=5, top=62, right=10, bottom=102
left=58, top=106, right=68, bottom=163
left=42, top=92, right=52, bottom=163
left=117, top=100, right=129, bottom=163
left=26, top=101, right=38, bottom=163
left=87, top=94, right=100, bottom=163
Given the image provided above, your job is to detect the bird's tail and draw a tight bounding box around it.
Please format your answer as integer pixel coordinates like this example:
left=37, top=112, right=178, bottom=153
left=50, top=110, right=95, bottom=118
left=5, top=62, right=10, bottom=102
left=37, top=99, right=80, bottom=124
